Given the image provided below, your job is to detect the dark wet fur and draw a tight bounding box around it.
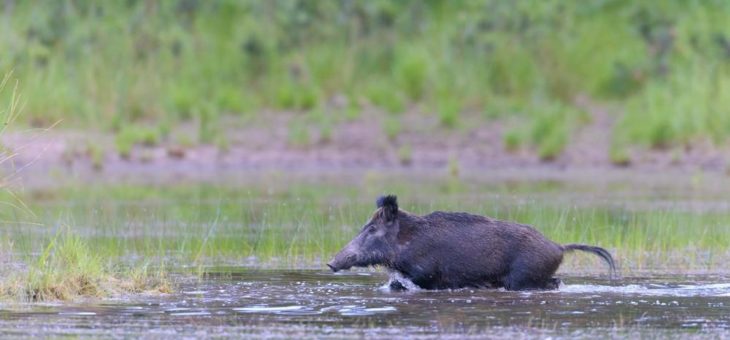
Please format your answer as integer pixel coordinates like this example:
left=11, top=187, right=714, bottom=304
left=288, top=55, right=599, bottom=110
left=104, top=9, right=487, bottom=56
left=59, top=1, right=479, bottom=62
left=388, top=280, right=408, bottom=291
left=392, top=211, right=558, bottom=290
left=330, top=195, right=616, bottom=291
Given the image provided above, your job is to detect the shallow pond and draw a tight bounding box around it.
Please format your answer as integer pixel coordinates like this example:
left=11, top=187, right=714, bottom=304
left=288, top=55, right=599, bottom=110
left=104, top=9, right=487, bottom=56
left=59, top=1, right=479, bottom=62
left=1, top=270, right=729, bottom=338
left=3, top=173, right=730, bottom=338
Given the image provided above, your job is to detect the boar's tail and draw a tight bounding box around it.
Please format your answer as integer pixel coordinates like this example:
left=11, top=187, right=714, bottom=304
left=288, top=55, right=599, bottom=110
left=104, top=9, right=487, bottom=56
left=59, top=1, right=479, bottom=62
left=562, top=244, right=617, bottom=278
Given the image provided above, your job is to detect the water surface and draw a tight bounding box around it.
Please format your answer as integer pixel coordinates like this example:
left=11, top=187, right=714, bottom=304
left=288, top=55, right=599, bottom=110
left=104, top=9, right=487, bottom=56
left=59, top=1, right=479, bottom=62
left=1, top=270, right=728, bottom=338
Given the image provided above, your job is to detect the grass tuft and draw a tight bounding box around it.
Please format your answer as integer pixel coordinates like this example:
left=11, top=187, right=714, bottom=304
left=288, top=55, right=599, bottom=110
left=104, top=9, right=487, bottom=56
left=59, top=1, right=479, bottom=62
left=115, top=125, right=161, bottom=159
left=503, top=129, right=524, bottom=153
left=397, top=144, right=413, bottom=165
left=437, top=97, right=461, bottom=129
left=2, top=229, right=172, bottom=302
left=287, top=121, right=311, bottom=149
left=383, top=116, right=402, bottom=141
left=610, top=143, right=631, bottom=167
left=367, top=84, right=405, bottom=115
left=395, top=48, right=430, bottom=101
left=86, top=142, right=105, bottom=171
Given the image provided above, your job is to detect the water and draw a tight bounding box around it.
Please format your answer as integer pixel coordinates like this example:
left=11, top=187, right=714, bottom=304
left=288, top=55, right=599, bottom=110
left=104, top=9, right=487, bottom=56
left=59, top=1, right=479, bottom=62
left=3, top=174, right=730, bottom=338
left=1, top=270, right=729, bottom=338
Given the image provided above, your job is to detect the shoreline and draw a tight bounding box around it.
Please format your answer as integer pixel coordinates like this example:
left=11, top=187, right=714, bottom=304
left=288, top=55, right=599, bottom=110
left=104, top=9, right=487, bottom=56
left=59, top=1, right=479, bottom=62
left=2, top=127, right=730, bottom=189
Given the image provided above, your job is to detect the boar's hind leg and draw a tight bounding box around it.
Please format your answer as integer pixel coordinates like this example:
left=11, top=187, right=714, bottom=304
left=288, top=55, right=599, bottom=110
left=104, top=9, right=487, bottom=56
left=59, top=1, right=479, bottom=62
left=503, top=259, right=560, bottom=291
left=545, top=277, right=561, bottom=290
left=503, top=272, right=553, bottom=290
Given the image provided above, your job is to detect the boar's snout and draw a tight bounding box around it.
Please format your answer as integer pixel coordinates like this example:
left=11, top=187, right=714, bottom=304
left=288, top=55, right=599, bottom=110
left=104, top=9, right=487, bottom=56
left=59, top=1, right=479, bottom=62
left=327, top=247, right=357, bottom=272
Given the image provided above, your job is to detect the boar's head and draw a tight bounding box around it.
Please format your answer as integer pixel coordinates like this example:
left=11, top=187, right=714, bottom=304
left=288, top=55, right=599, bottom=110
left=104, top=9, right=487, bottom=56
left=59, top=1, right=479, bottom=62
left=327, top=195, right=400, bottom=272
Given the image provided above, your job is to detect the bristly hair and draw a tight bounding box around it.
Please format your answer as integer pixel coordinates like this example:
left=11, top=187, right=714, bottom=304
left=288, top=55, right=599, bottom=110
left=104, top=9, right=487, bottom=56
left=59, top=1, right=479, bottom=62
left=376, top=195, right=398, bottom=221
left=376, top=195, right=398, bottom=209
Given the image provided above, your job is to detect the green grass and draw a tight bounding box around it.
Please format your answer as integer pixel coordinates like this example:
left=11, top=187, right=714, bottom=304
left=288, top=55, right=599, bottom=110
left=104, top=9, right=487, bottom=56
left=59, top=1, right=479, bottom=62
left=395, top=47, right=430, bottom=101
left=500, top=98, right=585, bottom=160
left=397, top=144, right=413, bottom=165
left=319, top=122, right=333, bottom=144
left=0, top=75, right=169, bottom=302
left=2, top=1, right=730, bottom=155
left=197, top=104, right=220, bottom=144
left=367, top=83, right=406, bottom=115
left=87, top=141, right=105, bottom=170
left=343, top=102, right=361, bottom=121
left=0, top=73, right=21, bottom=136
left=383, top=116, right=402, bottom=141
left=115, top=125, right=162, bottom=159
left=2, top=177, right=730, bottom=274
left=503, top=129, right=524, bottom=152
left=617, top=62, right=730, bottom=149
left=609, top=142, right=631, bottom=166
left=0, top=228, right=170, bottom=302
left=437, top=96, right=461, bottom=129
left=287, top=120, right=311, bottom=148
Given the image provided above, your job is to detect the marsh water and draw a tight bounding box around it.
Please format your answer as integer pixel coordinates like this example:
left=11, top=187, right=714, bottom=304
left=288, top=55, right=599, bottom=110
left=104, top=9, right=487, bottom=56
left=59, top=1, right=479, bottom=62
left=2, top=171, right=730, bottom=338
left=1, top=270, right=729, bottom=338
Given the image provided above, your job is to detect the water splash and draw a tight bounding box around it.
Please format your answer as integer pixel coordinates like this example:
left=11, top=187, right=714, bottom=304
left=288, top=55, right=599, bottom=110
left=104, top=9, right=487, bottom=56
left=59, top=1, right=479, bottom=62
left=379, top=271, right=421, bottom=292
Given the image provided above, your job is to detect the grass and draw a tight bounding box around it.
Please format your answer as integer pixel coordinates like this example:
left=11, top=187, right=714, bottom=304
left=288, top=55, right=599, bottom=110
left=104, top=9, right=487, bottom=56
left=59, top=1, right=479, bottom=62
left=343, top=103, right=361, bottom=121
left=197, top=104, right=220, bottom=144
left=383, top=116, right=402, bottom=141
left=395, top=47, right=430, bottom=101
left=2, top=1, right=730, bottom=159
left=503, top=129, right=523, bottom=153
left=617, top=62, right=730, bottom=149
left=115, top=125, right=162, bottom=159
left=287, top=120, right=311, bottom=148
left=367, top=84, right=406, bottom=115
left=397, top=144, right=413, bottom=165
left=1, top=228, right=170, bottom=302
left=2, top=177, right=730, bottom=274
left=0, top=73, right=170, bottom=302
left=318, top=122, right=333, bottom=144
left=536, top=126, right=568, bottom=161
left=609, top=142, right=631, bottom=166
left=86, top=141, right=105, bottom=170
left=437, top=97, right=461, bottom=129
left=500, top=98, right=585, bottom=160
left=0, top=73, right=21, bottom=137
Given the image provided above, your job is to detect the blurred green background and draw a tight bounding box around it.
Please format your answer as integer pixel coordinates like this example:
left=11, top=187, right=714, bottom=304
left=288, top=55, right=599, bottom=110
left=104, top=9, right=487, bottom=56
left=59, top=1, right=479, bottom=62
left=2, top=0, right=730, bottom=162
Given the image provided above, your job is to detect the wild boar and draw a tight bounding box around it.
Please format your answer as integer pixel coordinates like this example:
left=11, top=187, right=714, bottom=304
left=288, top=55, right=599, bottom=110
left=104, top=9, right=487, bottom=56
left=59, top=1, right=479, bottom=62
left=327, top=195, right=616, bottom=290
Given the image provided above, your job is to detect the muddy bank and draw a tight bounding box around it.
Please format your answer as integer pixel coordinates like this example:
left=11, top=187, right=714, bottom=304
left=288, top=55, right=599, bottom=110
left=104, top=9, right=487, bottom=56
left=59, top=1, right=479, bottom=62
left=2, top=109, right=730, bottom=188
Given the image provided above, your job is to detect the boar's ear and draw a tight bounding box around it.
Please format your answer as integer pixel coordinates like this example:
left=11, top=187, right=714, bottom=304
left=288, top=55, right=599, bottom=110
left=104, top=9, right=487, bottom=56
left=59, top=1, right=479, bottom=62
left=376, top=195, right=398, bottom=222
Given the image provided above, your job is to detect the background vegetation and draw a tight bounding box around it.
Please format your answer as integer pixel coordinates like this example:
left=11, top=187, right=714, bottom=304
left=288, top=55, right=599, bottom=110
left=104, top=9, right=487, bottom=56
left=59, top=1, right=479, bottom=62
left=2, top=0, right=730, bottom=160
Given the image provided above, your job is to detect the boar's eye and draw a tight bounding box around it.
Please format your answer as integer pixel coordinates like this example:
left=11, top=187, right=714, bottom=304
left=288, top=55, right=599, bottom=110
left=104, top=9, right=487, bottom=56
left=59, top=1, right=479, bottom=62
left=367, top=225, right=377, bottom=234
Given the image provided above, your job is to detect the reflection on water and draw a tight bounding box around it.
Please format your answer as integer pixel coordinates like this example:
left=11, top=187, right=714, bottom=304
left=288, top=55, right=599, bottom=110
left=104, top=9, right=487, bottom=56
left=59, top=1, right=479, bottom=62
left=558, top=282, right=730, bottom=296
left=0, top=269, right=729, bottom=338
